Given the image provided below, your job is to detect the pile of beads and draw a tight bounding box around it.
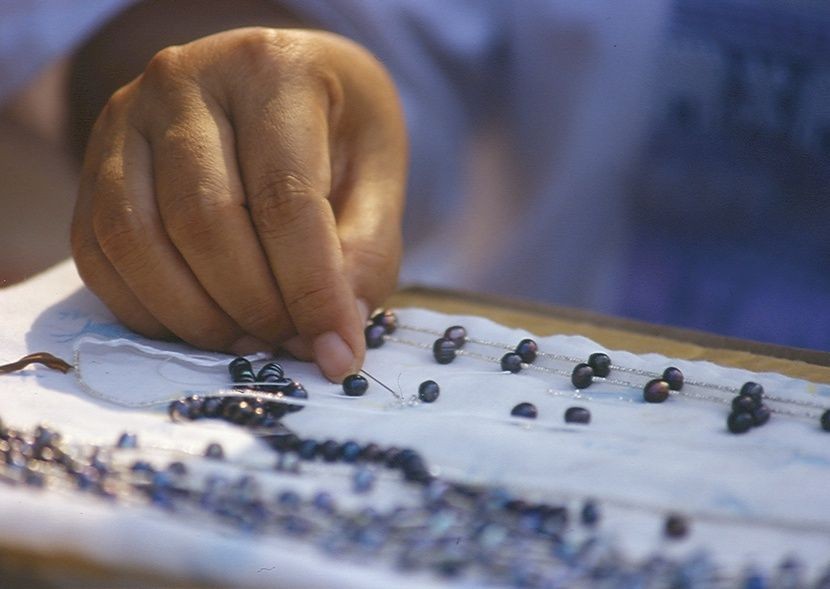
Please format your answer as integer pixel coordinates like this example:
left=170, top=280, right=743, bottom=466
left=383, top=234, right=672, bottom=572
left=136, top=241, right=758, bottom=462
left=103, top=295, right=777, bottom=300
left=726, top=382, right=771, bottom=434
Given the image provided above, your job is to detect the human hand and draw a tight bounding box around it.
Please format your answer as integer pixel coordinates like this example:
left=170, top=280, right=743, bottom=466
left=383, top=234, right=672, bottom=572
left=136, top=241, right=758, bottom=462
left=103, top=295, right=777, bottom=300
left=70, top=28, right=407, bottom=381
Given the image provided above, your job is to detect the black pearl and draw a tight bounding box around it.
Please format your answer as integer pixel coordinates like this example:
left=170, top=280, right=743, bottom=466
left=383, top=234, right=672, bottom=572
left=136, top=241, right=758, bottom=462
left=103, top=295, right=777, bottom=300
left=564, top=406, right=591, bottom=424
left=418, top=380, right=440, bottom=403
left=511, top=402, right=538, bottom=419
left=432, top=338, right=457, bottom=364
left=256, top=362, right=284, bottom=382
left=444, top=325, right=467, bottom=348
left=821, top=409, right=830, bottom=432
left=343, top=374, right=369, bottom=397
left=739, top=381, right=764, bottom=403
left=662, top=367, right=684, bottom=391
left=364, top=324, right=386, bottom=349
left=643, top=379, right=670, bottom=403
left=320, top=440, right=342, bottom=462
left=204, top=443, right=224, bottom=460
left=664, top=513, right=689, bottom=538
left=727, top=411, right=753, bottom=434
left=515, top=339, right=538, bottom=364
left=500, top=353, right=523, bottom=374
left=571, top=363, right=594, bottom=389
left=200, top=397, right=223, bottom=418
left=360, top=443, right=383, bottom=462
left=168, top=400, right=191, bottom=422
left=751, top=404, right=771, bottom=427
left=731, top=395, right=757, bottom=413
left=228, top=357, right=253, bottom=378
left=588, top=352, right=611, bottom=378
left=371, top=309, right=397, bottom=334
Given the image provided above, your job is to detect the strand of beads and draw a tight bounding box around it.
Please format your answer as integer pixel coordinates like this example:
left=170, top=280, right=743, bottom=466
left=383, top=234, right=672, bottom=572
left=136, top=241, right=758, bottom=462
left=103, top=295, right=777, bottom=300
left=366, top=310, right=829, bottom=428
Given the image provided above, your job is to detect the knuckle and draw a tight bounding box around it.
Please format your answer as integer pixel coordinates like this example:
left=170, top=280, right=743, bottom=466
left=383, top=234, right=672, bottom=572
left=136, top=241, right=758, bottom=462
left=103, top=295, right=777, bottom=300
left=249, top=171, right=322, bottom=236
left=143, top=46, right=183, bottom=85
left=160, top=183, right=227, bottom=243
left=230, top=28, right=304, bottom=73
left=284, top=276, right=340, bottom=319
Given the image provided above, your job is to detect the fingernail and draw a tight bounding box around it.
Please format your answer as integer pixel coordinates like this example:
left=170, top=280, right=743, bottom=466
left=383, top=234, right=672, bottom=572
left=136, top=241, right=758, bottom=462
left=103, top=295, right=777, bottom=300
left=313, top=331, right=356, bottom=381
left=229, top=335, right=271, bottom=356
left=356, top=298, right=370, bottom=322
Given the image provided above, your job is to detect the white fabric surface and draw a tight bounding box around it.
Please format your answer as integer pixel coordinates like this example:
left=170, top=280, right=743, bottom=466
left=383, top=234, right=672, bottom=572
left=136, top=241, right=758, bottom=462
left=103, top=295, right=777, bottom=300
left=2, top=261, right=830, bottom=586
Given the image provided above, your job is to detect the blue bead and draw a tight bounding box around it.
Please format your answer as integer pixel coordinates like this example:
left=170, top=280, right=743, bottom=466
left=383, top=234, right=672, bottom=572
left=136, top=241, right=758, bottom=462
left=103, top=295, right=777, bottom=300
left=343, top=374, right=369, bottom=397
left=643, top=379, right=670, bottom=403
left=364, top=324, right=386, bottom=349
left=443, top=325, right=467, bottom=348
left=588, top=352, right=611, bottom=378
left=201, top=397, right=223, bottom=418
left=822, top=410, right=830, bottom=432
left=204, top=443, right=224, bottom=460
left=740, top=381, right=764, bottom=402
left=312, top=491, right=336, bottom=513
left=580, top=500, right=600, bottom=526
left=167, top=400, right=191, bottom=422
left=341, top=441, right=362, bottom=463
left=432, top=338, right=457, bottom=364
left=167, top=461, right=187, bottom=476
left=662, top=366, right=684, bottom=391
left=130, top=460, right=154, bottom=474
left=732, top=395, right=757, bottom=413
left=511, top=402, right=538, bottom=419
left=353, top=467, right=375, bottom=494
left=418, top=380, right=440, bottom=403
left=728, top=411, right=753, bottom=434
left=515, top=339, right=538, bottom=364
left=664, top=513, right=689, bottom=538
left=298, top=439, right=319, bottom=460
left=571, top=363, right=594, bottom=389
left=116, top=432, right=138, bottom=449
left=500, top=352, right=523, bottom=374
left=564, top=406, right=591, bottom=424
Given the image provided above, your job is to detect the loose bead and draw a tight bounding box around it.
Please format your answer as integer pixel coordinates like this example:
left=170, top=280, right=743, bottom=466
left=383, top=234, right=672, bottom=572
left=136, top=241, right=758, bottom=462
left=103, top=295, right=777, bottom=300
left=821, top=409, right=830, bottom=432
left=444, top=325, right=467, bottom=348
left=564, top=407, right=591, bottom=424
left=500, top=352, right=523, bottom=374
left=662, top=367, right=684, bottom=391
left=364, top=324, right=386, bottom=349
left=731, top=395, right=757, bottom=413
left=727, top=411, right=753, bottom=434
left=353, top=466, right=376, bottom=494
left=418, top=380, right=440, bottom=403
left=371, top=309, right=397, bottom=334
left=739, top=381, right=764, bottom=403
left=664, top=513, right=689, bottom=538
left=751, top=404, right=771, bottom=427
left=588, top=352, right=611, bottom=378
left=204, top=443, right=224, bottom=460
left=342, top=374, right=369, bottom=397
left=515, top=339, right=538, bottom=364
left=432, top=338, right=457, bottom=364
left=571, top=363, right=594, bottom=389
left=643, top=379, right=670, bottom=403
left=511, top=402, right=538, bottom=419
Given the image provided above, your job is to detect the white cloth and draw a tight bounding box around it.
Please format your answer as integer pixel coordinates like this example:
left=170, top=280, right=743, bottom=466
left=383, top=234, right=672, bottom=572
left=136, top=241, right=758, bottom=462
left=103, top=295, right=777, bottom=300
left=1, top=261, right=830, bottom=586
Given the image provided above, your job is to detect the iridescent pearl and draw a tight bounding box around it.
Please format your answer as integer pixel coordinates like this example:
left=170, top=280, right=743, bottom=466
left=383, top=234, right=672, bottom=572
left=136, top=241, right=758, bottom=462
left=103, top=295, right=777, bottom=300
left=418, top=380, right=440, bottom=403
left=343, top=374, right=369, bottom=397
left=511, top=402, right=538, bottom=419
left=371, top=309, right=397, bottom=334
left=432, top=338, right=457, bottom=364
left=727, top=412, right=753, bottom=434
left=364, top=324, right=386, bottom=349
left=739, top=381, right=764, bottom=403
left=571, top=363, right=594, bottom=389
left=444, top=325, right=467, bottom=348
left=564, top=407, right=591, bottom=424
left=204, top=443, right=224, bottom=460
left=751, top=404, right=771, bottom=427
left=662, top=367, right=684, bottom=391
left=588, top=352, right=611, bottom=378
left=515, top=339, right=538, bottom=364
left=500, top=352, right=523, bottom=374
left=643, top=379, right=670, bottom=403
